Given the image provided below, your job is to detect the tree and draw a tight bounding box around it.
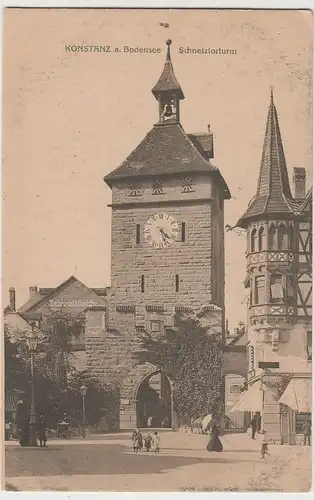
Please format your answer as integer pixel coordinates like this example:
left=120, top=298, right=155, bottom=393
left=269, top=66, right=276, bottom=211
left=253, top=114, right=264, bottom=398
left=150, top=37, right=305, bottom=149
left=66, top=369, right=119, bottom=427
left=39, top=307, right=85, bottom=388
left=137, top=314, right=223, bottom=421
left=4, top=325, right=30, bottom=394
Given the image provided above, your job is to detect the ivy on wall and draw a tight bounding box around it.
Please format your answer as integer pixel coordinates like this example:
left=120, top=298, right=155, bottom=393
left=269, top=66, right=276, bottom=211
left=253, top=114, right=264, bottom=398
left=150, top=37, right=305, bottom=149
left=137, top=314, right=223, bottom=421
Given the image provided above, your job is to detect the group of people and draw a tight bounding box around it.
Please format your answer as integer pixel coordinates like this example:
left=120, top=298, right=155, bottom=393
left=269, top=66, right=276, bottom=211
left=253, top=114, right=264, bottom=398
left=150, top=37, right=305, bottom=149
left=132, top=429, right=161, bottom=453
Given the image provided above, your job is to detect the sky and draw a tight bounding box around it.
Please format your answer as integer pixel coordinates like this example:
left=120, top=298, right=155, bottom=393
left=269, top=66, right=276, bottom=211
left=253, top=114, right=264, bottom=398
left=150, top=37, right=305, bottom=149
left=2, top=8, right=312, bottom=328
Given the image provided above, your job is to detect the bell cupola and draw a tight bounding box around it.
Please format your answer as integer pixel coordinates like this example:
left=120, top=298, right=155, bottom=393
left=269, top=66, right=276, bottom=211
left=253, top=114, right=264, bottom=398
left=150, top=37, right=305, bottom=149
left=151, top=39, right=184, bottom=124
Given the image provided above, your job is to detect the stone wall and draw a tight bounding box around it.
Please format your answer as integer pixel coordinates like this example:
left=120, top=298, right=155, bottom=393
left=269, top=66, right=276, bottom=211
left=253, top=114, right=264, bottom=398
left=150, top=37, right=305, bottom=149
left=85, top=304, right=224, bottom=429
left=111, top=202, right=213, bottom=308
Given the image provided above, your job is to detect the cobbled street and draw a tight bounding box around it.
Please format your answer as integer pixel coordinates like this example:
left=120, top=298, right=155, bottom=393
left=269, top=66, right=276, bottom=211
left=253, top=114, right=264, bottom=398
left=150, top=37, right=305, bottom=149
left=5, top=432, right=312, bottom=492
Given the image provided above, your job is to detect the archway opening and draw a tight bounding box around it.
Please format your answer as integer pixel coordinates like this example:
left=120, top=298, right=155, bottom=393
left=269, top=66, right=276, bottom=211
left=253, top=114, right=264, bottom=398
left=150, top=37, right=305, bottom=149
left=136, top=371, right=172, bottom=428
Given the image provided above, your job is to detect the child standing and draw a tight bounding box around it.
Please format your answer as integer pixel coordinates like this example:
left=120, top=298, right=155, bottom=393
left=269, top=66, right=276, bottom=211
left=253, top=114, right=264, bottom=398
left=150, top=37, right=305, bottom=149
left=153, top=431, right=161, bottom=453
left=132, top=430, right=138, bottom=452
left=260, top=431, right=270, bottom=459
left=144, top=432, right=152, bottom=451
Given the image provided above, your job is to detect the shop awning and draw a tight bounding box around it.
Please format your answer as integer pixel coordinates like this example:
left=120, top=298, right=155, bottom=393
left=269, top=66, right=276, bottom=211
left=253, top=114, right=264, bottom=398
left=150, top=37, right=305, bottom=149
left=230, top=382, right=264, bottom=413
left=279, top=378, right=312, bottom=413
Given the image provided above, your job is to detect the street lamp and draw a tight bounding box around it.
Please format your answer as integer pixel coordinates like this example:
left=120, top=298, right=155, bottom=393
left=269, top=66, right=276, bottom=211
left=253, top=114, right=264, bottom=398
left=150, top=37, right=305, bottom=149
left=26, top=324, right=39, bottom=446
left=80, top=384, right=87, bottom=438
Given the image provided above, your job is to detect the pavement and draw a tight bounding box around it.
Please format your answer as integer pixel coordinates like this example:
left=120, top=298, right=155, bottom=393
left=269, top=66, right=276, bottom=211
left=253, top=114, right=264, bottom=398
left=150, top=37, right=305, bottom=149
left=4, top=431, right=312, bottom=492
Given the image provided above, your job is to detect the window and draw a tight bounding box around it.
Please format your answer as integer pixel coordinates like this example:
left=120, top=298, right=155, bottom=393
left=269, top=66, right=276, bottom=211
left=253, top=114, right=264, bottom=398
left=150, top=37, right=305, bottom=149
left=258, top=226, right=265, bottom=251
left=268, top=225, right=276, bottom=250
left=278, top=224, right=288, bottom=249
left=141, top=275, right=145, bottom=293
left=136, top=224, right=141, bottom=244
left=251, top=228, right=257, bottom=252
left=150, top=320, right=161, bottom=333
left=270, top=274, right=283, bottom=303
left=254, top=276, right=265, bottom=304
left=230, top=384, right=241, bottom=394
left=181, top=222, right=186, bottom=242
left=175, top=274, right=180, bottom=292
left=286, top=275, right=294, bottom=302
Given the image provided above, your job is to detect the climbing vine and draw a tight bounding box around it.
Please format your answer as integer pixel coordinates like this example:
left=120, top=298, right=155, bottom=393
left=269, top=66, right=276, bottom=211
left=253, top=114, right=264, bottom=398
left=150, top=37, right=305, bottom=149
left=137, top=314, right=223, bottom=421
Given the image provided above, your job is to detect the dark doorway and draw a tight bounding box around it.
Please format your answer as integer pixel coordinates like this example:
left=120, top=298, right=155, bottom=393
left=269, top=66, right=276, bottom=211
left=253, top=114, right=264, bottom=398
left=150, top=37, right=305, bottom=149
left=136, top=371, right=171, bottom=428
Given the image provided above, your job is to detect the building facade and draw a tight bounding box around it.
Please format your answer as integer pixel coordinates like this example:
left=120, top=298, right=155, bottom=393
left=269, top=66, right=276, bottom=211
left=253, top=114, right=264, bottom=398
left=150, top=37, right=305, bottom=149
left=235, top=90, right=312, bottom=444
left=85, top=40, right=231, bottom=429
left=4, top=276, right=107, bottom=371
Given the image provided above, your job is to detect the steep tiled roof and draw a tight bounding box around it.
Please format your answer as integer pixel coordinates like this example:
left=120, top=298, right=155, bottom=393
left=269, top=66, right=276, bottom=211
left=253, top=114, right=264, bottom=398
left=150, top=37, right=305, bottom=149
left=151, top=39, right=184, bottom=100
left=188, top=132, right=214, bottom=159
left=104, top=122, right=231, bottom=198
left=237, top=90, right=297, bottom=228
left=18, top=276, right=107, bottom=314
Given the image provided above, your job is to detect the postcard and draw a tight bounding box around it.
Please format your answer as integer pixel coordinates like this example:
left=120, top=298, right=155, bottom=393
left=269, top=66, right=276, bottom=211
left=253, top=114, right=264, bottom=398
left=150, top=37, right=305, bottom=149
left=2, top=8, right=312, bottom=492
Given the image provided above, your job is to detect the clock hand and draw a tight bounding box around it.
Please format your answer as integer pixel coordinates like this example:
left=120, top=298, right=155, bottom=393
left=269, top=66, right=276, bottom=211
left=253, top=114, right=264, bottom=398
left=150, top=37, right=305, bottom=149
left=160, top=228, right=170, bottom=239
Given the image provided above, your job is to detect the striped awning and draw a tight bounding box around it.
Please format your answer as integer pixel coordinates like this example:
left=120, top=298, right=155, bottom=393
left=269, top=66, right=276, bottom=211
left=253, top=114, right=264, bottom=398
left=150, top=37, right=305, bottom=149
left=230, top=381, right=264, bottom=413
left=279, top=378, right=312, bottom=413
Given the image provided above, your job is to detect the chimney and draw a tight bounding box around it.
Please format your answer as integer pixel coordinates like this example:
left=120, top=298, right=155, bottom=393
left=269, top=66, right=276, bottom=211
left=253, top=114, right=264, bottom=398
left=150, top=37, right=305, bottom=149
left=9, top=287, right=16, bottom=310
left=293, top=167, right=306, bottom=199
left=29, top=286, right=38, bottom=299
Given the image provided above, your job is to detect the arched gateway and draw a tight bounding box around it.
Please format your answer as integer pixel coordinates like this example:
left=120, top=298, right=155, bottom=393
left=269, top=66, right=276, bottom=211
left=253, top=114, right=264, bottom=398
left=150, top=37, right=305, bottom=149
left=119, top=362, right=173, bottom=430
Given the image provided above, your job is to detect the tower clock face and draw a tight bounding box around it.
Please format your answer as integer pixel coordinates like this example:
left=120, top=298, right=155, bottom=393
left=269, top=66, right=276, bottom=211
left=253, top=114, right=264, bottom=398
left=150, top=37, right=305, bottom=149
left=144, top=213, right=179, bottom=248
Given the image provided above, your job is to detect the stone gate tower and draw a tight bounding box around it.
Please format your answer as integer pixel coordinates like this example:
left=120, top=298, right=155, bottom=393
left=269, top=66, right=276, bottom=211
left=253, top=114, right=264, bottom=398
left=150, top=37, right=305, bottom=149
left=85, top=40, right=231, bottom=430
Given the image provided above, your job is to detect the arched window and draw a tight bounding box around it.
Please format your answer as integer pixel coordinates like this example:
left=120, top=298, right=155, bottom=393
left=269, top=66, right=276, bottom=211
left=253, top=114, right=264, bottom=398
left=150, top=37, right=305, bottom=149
left=278, top=224, right=287, bottom=249
left=268, top=225, right=276, bottom=250
left=289, top=225, right=295, bottom=251
left=258, top=226, right=265, bottom=251
left=251, top=228, right=257, bottom=252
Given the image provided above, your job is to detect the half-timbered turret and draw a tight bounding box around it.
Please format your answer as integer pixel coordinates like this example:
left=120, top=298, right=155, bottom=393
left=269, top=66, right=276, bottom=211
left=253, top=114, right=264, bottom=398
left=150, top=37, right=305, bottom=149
left=234, top=89, right=312, bottom=445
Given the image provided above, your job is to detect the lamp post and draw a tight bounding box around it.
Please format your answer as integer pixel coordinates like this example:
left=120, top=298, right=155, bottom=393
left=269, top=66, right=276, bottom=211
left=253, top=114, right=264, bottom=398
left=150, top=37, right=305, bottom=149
left=26, top=324, right=39, bottom=446
left=80, top=384, right=87, bottom=438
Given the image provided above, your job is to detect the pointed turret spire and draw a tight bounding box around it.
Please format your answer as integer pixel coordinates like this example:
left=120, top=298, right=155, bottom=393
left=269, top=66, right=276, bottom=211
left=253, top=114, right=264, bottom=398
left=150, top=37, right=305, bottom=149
left=152, top=40, right=184, bottom=124
left=152, top=40, right=184, bottom=99
left=236, top=88, right=295, bottom=228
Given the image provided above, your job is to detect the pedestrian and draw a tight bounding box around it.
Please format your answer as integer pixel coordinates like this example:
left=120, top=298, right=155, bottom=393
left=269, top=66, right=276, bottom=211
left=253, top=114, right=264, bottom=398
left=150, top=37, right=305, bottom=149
left=153, top=431, right=161, bottom=453
left=64, top=413, right=70, bottom=438
left=302, top=418, right=311, bottom=446
left=206, top=420, right=223, bottom=452
left=260, top=431, right=270, bottom=459
left=132, top=430, right=138, bottom=452
left=137, top=429, right=143, bottom=451
left=38, top=414, right=47, bottom=447
left=250, top=414, right=257, bottom=439
left=147, top=416, right=153, bottom=428
left=255, top=412, right=262, bottom=432
left=5, top=421, right=11, bottom=441
left=144, top=431, right=153, bottom=451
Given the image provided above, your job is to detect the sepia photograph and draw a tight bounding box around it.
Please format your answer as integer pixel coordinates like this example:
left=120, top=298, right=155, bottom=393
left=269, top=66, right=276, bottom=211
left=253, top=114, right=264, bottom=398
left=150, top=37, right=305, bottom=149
left=2, top=7, right=312, bottom=492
